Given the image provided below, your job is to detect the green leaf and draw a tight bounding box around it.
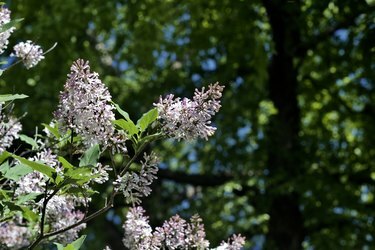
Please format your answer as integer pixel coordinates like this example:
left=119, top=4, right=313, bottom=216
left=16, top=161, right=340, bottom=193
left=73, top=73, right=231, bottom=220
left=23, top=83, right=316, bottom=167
left=42, top=123, right=60, bottom=138
left=10, top=153, right=56, bottom=179
left=0, top=155, right=32, bottom=182
left=0, top=160, right=10, bottom=174
left=58, top=156, right=75, bottom=170
left=65, top=167, right=96, bottom=185
left=19, top=134, right=38, bottom=149
left=70, top=235, right=87, bottom=249
left=0, top=152, right=10, bottom=165
left=0, top=18, right=23, bottom=33
left=54, top=235, right=86, bottom=250
left=64, top=186, right=97, bottom=196
left=136, top=108, right=158, bottom=132
left=113, top=102, right=131, bottom=121
left=0, top=188, right=10, bottom=200
left=113, top=102, right=139, bottom=135
left=137, top=133, right=163, bottom=146
left=79, top=144, right=100, bottom=167
left=113, top=119, right=138, bottom=136
left=4, top=164, right=33, bottom=181
left=15, top=193, right=41, bottom=205
left=21, top=206, right=39, bottom=222
left=0, top=94, right=28, bottom=102
left=55, top=243, right=64, bottom=250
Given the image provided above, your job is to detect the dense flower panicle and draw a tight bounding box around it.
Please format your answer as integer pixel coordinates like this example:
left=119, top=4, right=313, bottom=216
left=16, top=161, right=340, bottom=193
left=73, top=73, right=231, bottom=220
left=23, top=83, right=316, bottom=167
left=0, top=220, right=31, bottom=249
left=11, top=40, right=44, bottom=69
left=16, top=170, right=45, bottom=195
left=0, top=7, right=15, bottom=54
left=114, top=152, right=159, bottom=204
left=46, top=196, right=86, bottom=244
left=54, top=59, right=125, bottom=150
left=123, top=206, right=245, bottom=250
left=186, top=215, right=210, bottom=248
left=154, top=82, right=224, bottom=140
left=123, top=206, right=161, bottom=250
left=0, top=102, right=22, bottom=154
left=216, top=235, right=246, bottom=250
left=155, top=215, right=188, bottom=249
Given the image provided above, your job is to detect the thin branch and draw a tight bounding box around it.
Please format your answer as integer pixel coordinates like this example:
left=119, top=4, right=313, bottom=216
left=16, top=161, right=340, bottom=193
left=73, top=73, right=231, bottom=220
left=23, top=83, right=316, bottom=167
left=28, top=181, right=60, bottom=249
left=43, top=190, right=118, bottom=239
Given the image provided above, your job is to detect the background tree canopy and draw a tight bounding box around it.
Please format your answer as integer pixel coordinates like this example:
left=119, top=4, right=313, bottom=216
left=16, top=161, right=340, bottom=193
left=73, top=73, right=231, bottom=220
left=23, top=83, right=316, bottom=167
left=1, top=0, right=374, bottom=249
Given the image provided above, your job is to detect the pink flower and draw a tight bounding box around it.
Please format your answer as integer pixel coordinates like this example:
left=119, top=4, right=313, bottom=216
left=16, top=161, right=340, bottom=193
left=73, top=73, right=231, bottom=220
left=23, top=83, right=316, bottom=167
left=154, top=82, right=224, bottom=140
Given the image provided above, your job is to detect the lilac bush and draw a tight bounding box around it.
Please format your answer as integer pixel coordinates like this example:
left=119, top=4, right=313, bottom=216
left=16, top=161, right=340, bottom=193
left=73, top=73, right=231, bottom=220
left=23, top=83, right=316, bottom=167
left=0, top=5, right=245, bottom=250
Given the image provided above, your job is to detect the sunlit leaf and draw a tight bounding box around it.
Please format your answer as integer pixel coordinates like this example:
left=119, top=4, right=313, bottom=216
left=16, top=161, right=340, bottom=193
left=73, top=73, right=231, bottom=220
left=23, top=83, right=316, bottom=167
left=79, top=144, right=100, bottom=167
left=19, top=134, right=38, bottom=149
left=0, top=94, right=28, bottom=102
left=136, top=108, right=158, bottom=132
left=4, top=164, right=33, bottom=181
left=113, top=119, right=138, bottom=136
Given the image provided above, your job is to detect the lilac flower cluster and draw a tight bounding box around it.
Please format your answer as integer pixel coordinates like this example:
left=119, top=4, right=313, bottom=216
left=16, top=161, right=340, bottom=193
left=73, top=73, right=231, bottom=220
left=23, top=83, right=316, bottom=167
left=0, top=102, right=22, bottom=154
left=154, top=83, right=224, bottom=140
left=45, top=195, right=86, bottom=243
left=2, top=149, right=86, bottom=247
left=122, top=206, right=160, bottom=249
left=0, top=217, right=32, bottom=249
left=216, top=235, right=246, bottom=250
left=91, top=163, right=112, bottom=184
left=154, top=214, right=210, bottom=249
left=11, top=40, right=44, bottom=69
left=114, top=152, right=159, bottom=204
left=0, top=7, right=15, bottom=54
left=1, top=53, right=241, bottom=248
left=122, top=206, right=245, bottom=250
left=54, top=59, right=126, bottom=151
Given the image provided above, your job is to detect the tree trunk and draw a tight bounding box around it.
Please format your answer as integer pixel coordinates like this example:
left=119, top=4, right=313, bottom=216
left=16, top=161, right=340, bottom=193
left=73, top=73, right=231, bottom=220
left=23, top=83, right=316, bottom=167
left=262, top=0, right=305, bottom=249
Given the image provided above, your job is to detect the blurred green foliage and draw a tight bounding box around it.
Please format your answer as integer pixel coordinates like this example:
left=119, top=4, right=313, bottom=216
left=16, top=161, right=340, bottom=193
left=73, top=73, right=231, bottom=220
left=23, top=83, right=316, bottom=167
left=1, top=0, right=374, bottom=249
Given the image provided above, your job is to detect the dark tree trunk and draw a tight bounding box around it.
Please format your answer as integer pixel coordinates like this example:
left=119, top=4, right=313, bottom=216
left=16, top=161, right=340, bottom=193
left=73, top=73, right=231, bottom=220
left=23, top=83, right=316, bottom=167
left=262, top=0, right=305, bottom=249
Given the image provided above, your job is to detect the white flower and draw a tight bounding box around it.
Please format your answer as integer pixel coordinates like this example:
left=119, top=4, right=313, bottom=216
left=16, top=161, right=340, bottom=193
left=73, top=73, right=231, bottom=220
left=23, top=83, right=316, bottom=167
left=213, top=234, right=246, bottom=250
left=123, top=206, right=160, bottom=250
left=123, top=206, right=245, bottom=249
left=54, top=59, right=126, bottom=152
left=0, top=102, right=22, bottom=154
left=155, top=215, right=188, bottom=249
left=92, top=163, right=112, bottom=184
left=114, top=152, right=158, bottom=204
left=186, top=215, right=210, bottom=248
left=154, top=82, right=224, bottom=140
left=11, top=40, right=44, bottom=69
left=0, top=7, right=15, bottom=54
left=46, top=195, right=86, bottom=244
left=0, top=219, right=31, bottom=249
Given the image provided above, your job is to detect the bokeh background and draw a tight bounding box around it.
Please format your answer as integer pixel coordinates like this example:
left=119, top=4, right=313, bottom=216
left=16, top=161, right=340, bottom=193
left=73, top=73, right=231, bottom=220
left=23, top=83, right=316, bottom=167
left=1, top=0, right=375, bottom=249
